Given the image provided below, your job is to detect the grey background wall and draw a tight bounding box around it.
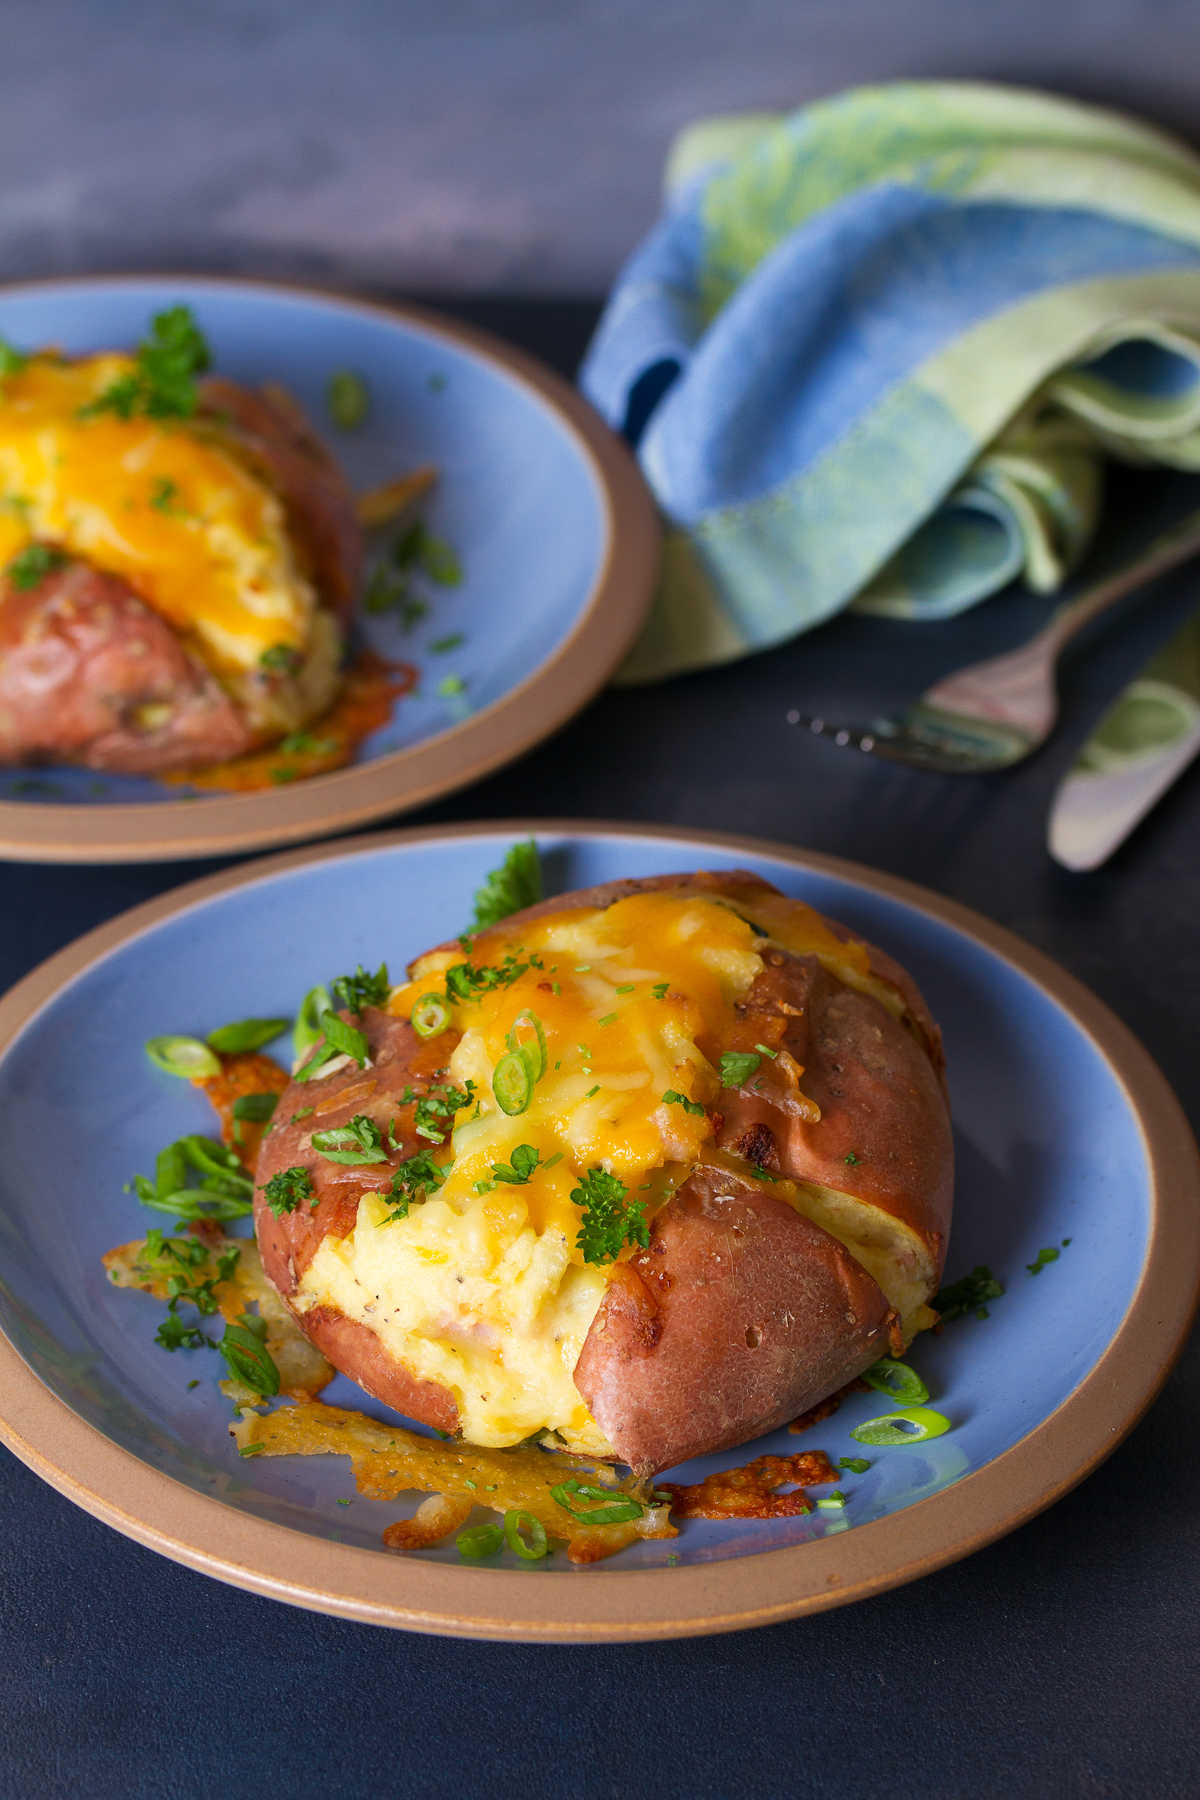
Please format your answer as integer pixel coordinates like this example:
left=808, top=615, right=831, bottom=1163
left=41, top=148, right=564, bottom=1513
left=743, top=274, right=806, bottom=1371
left=2, top=0, right=1197, bottom=295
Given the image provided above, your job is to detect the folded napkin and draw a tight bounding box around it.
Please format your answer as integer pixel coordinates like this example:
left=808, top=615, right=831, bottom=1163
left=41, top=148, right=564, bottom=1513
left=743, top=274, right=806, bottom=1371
left=580, top=83, right=1200, bottom=682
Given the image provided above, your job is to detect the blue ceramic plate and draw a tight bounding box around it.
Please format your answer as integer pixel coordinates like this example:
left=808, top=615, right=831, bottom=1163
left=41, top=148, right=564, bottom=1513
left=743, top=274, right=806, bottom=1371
left=0, top=280, right=657, bottom=862
left=0, top=823, right=1195, bottom=1640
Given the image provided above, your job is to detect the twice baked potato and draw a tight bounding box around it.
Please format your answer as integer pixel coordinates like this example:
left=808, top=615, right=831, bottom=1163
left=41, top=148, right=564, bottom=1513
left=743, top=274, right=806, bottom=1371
left=254, top=871, right=953, bottom=1475
left=0, top=313, right=362, bottom=774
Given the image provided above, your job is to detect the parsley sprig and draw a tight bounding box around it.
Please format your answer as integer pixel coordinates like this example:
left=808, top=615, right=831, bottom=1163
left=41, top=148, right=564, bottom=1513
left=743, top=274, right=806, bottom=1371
left=573, top=1166, right=649, bottom=1265
left=82, top=305, right=212, bottom=420
left=330, top=963, right=390, bottom=1014
left=8, top=544, right=66, bottom=591
left=259, top=1165, right=316, bottom=1216
left=310, top=1115, right=389, bottom=1165
left=385, top=1148, right=447, bottom=1221
left=470, top=840, right=542, bottom=929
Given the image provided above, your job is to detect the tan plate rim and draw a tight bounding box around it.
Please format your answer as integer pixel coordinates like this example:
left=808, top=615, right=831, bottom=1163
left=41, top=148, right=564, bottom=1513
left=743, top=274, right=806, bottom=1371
left=0, top=819, right=1197, bottom=1641
left=0, top=277, right=660, bottom=863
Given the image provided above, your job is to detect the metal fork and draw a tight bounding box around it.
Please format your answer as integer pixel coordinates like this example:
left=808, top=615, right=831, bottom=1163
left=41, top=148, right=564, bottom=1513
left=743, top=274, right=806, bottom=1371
left=788, top=507, right=1200, bottom=773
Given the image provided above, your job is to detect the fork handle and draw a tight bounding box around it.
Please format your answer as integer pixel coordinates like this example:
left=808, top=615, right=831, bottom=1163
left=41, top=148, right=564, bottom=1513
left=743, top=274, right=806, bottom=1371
left=1038, top=506, right=1200, bottom=657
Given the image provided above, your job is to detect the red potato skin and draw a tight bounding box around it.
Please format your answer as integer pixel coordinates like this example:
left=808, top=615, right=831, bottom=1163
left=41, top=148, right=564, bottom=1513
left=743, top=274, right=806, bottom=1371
left=0, top=561, right=254, bottom=772
left=573, top=1164, right=896, bottom=1475
left=254, top=1008, right=463, bottom=1430
left=254, top=872, right=953, bottom=1473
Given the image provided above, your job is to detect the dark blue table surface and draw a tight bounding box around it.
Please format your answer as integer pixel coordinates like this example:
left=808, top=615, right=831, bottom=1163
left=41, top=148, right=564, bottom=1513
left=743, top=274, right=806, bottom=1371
left=1, top=298, right=1197, bottom=1800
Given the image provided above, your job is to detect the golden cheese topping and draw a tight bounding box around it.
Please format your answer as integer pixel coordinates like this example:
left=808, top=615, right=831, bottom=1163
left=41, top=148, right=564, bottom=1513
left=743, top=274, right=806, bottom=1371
left=296, top=888, right=880, bottom=1454
left=0, top=354, right=315, bottom=673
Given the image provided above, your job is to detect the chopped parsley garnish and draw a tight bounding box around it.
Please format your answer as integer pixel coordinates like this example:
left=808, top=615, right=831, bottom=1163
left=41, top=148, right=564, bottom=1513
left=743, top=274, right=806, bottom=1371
left=419, top=532, right=462, bottom=586
left=259, top=643, right=302, bottom=674
left=470, top=840, right=542, bottom=929
left=437, top=674, right=466, bottom=698
left=430, top=632, right=465, bottom=653
left=839, top=1457, right=871, bottom=1474
left=327, top=369, right=369, bottom=430
left=750, top=1163, right=778, bottom=1183
left=844, top=1150, right=861, bottom=1166
left=651, top=981, right=670, bottom=1000
left=1026, top=1245, right=1062, bottom=1276
left=259, top=1165, right=316, bottom=1216
left=384, top=1148, right=446, bottom=1221
left=330, top=962, right=390, bottom=1014
left=489, top=1144, right=558, bottom=1186
left=8, top=543, right=66, bottom=590
left=662, top=1089, right=705, bottom=1116
left=82, top=305, right=211, bottom=420
left=719, top=1051, right=761, bottom=1087
left=218, top=1315, right=280, bottom=1397
left=155, top=1313, right=208, bottom=1352
left=413, top=1081, right=474, bottom=1144
left=443, top=951, right=540, bottom=1002
left=278, top=732, right=338, bottom=756
left=149, top=476, right=179, bottom=513
left=363, top=566, right=413, bottom=616
left=573, top=1166, right=649, bottom=1265
left=0, top=337, right=27, bottom=377
left=310, top=1115, right=389, bottom=1165
left=931, top=1265, right=1006, bottom=1323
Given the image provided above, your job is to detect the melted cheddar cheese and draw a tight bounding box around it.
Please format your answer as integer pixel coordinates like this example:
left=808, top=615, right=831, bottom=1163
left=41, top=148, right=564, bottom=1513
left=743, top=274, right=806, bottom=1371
left=0, top=354, right=315, bottom=673
left=296, top=888, right=888, bottom=1454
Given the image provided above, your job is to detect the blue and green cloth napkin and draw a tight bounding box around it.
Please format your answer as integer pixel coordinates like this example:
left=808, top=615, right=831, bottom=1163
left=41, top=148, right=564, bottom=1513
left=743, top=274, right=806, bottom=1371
left=580, top=83, right=1200, bottom=682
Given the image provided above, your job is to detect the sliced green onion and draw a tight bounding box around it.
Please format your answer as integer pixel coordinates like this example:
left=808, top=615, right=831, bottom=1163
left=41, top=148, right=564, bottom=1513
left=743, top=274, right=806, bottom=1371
left=231, top=1091, right=279, bottom=1124
left=456, top=1523, right=504, bottom=1561
left=411, top=993, right=451, bottom=1040
left=492, top=1050, right=533, bottom=1116
left=850, top=1406, right=951, bottom=1447
left=139, top=1188, right=253, bottom=1222
left=294, top=985, right=333, bottom=1061
left=503, top=1509, right=548, bottom=1561
left=505, top=1009, right=547, bottom=1082
left=817, top=1492, right=847, bottom=1511
left=174, top=1135, right=252, bottom=1187
left=144, top=1035, right=221, bottom=1080
left=549, top=1478, right=645, bottom=1524
left=861, top=1358, right=929, bottom=1405
left=206, top=1016, right=289, bottom=1055
left=328, top=369, right=368, bottom=429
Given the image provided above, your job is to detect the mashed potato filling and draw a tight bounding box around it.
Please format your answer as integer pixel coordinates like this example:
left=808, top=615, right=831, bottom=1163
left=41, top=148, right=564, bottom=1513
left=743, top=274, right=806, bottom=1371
left=0, top=354, right=316, bottom=674
left=296, top=889, right=910, bottom=1452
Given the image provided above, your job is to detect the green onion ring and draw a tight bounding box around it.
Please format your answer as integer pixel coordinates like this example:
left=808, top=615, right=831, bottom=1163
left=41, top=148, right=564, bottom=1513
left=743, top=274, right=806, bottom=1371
left=293, top=985, right=333, bottom=1061
left=492, top=1050, right=533, bottom=1116
left=455, top=1523, right=505, bottom=1561
left=503, top=1509, right=548, bottom=1561
left=861, top=1357, right=930, bottom=1405
left=506, top=1010, right=547, bottom=1082
left=144, top=1035, right=221, bottom=1080
left=411, top=993, right=451, bottom=1040
left=850, top=1406, right=951, bottom=1447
